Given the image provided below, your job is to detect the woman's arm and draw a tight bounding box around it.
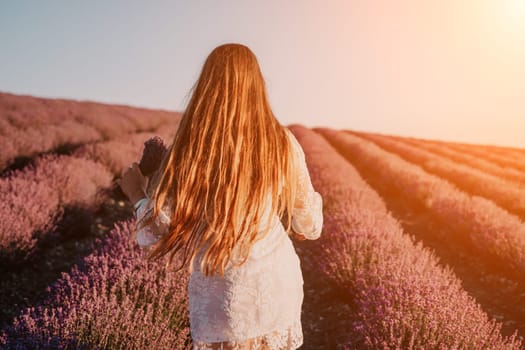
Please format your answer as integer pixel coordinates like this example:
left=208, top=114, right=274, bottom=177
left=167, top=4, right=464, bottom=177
left=117, top=162, right=170, bottom=249
left=117, top=162, right=148, bottom=204
left=286, top=129, right=324, bottom=240
left=134, top=196, right=171, bottom=249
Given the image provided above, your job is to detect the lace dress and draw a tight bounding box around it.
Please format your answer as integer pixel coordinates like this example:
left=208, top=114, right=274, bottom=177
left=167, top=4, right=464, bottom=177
left=133, top=129, right=323, bottom=350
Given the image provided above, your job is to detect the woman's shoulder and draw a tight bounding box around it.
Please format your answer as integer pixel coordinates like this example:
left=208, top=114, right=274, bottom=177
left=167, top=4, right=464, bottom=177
left=283, top=126, right=293, bottom=139
left=283, top=127, right=299, bottom=147
left=283, top=127, right=305, bottom=159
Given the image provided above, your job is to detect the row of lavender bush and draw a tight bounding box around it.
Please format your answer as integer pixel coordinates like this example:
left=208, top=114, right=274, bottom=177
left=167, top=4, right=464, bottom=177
left=0, top=125, right=177, bottom=261
left=0, top=220, right=191, bottom=349
left=318, top=128, right=525, bottom=282
left=289, top=125, right=522, bottom=349
left=425, top=136, right=525, bottom=174
left=0, top=92, right=181, bottom=170
left=353, top=131, right=525, bottom=219
left=384, top=134, right=525, bottom=185
left=72, top=123, right=177, bottom=176
left=483, top=145, right=525, bottom=160
left=0, top=154, right=113, bottom=259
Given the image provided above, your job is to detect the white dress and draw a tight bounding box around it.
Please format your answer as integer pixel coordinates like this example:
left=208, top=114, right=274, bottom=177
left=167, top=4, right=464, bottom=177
left=133, top=129, right=323, bottom=350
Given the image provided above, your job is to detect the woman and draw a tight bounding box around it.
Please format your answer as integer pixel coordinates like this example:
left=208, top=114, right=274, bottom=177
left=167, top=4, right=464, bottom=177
left=117, top=43, right=323, bottom=350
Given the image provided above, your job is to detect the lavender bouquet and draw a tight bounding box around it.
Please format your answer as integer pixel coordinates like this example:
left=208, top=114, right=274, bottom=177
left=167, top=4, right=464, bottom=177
left=138, top=136, right=168, bottom=177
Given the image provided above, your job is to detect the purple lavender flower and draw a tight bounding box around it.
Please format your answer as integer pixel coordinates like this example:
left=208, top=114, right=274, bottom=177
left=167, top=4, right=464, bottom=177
left=287, top=125, right=523, bottom=349
left=139, top=136, right=168, bottom=176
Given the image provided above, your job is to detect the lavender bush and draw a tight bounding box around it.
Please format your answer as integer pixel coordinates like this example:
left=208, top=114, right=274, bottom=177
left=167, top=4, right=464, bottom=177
left=445, top=140, right=525, bottom=173
left=317, top=128, right=525, bottom=282
left=0, top=118, right=177, bottom=261
left=382, top=133, right=525, bottom=185
left=482, top=145, right=525, bottom=160
left=72, top=127, right=174, bottom=176
left=353, top=131, right=525, bottom=218
left=0, top=92, right=181, bottom=170
left=72, top=132, right=157, bottom=176
left=289, top=124, right=523, bottom=349
left=0, top=120, right=101, bottom=170
left=0, top=154, right=113, bottom=259
left=0, top=220, right=191, bottom=350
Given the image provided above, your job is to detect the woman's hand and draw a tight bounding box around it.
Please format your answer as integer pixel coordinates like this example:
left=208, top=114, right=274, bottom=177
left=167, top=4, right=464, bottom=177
left=116, top=162, right=149, bottom=204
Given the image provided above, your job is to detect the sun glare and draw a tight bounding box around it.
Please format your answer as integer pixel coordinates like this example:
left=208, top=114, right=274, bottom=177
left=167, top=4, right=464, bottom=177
left=500, top=0, right=525, bottom=28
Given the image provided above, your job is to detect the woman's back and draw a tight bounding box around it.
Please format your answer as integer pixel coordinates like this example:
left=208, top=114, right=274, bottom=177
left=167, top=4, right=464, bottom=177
left=134, top=127, right=323, bottom=349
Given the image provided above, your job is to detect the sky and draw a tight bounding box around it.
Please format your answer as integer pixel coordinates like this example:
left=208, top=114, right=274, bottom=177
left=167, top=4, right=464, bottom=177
left=0, top=0, right=524, bottom=148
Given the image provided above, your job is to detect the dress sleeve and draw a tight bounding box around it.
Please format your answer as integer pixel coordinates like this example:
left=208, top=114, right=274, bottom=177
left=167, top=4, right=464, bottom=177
left=285, top=129, right=323, bottom=240
left=134, top=197, right=171, bottom=249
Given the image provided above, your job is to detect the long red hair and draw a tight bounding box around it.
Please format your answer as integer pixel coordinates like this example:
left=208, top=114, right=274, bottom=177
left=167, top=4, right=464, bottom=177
left=137, top=43, right=299, bottom=277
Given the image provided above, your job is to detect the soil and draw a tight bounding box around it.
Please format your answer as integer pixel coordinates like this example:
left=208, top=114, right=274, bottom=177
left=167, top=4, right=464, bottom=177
left=293, top=240, right=361, bottom=349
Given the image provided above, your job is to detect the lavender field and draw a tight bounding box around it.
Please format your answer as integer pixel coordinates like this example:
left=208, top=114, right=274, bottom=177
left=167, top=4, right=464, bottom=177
left=0, top=91, right=524, bottom=349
